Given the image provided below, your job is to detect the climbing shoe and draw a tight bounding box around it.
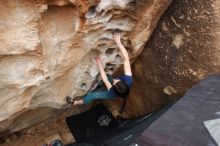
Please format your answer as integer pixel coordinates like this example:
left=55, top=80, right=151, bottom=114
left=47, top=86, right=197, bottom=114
left=66, top=96, right=74, bottom=104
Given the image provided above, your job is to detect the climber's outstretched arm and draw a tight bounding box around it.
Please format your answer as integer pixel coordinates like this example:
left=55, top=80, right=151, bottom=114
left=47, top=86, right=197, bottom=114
left=113, top=33, right=132, bottom=76
left=96, top=56, right=112, bottom=90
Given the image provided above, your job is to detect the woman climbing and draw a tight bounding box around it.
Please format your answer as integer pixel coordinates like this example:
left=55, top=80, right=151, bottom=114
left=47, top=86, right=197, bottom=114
left=66, top=32, right=133, bottom=105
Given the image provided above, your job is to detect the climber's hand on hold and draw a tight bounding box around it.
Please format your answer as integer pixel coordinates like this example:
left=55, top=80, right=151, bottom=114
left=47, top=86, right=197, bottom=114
left=113, top=32, right=121, bottom=44
left=95, top=56, right=102, bottom=65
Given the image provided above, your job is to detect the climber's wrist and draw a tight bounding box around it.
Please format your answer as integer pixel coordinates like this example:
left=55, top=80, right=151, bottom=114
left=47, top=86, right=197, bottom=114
left=115, top=40, right=121, bottom=45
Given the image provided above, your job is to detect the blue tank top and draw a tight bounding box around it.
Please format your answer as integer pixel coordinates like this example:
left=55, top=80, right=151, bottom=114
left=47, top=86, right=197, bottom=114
left=108, top=75, right=133, bottom=98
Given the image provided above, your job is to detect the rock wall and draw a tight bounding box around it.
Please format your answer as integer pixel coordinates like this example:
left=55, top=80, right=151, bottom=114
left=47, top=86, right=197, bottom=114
left=122, top=0, right=220, bottom=117
left=0, top=0, right=171, bottom=133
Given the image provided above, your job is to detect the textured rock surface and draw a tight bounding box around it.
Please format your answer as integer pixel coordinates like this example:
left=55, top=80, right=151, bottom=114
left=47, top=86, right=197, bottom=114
left=0, top=0, right=171, bottom=133
left=123, top=0, right=220, bottom=117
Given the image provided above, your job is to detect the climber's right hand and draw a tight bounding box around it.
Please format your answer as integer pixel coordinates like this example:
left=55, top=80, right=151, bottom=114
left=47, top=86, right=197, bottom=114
left=113, top=32, right=121, bottom=44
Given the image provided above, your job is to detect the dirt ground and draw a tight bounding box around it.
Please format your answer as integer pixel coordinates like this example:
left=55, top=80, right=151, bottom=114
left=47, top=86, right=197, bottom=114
left=1, top=0, right=220, bottom=145
left=0, top=106, right=85, bottom=146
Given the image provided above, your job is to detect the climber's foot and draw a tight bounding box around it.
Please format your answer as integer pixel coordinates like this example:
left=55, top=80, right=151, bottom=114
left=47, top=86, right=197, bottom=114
left=66, top=96, right=74, bottom=104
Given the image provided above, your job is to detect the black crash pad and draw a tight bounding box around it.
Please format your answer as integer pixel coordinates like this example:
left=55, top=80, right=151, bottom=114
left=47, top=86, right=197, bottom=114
left=65, top=105, right=171, bottom=146
left=135, top=75, right=220, bottom=146
left=66, top=105, right=118, bottom=142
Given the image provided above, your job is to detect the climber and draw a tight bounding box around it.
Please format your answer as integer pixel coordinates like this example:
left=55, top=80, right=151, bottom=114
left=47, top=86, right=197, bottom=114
left=66, top=32, right=133, bottom=105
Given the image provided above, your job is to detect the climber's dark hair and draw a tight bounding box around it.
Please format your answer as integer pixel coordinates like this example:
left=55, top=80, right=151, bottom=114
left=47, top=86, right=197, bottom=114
left=113, top=80, right=130, bottom=98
